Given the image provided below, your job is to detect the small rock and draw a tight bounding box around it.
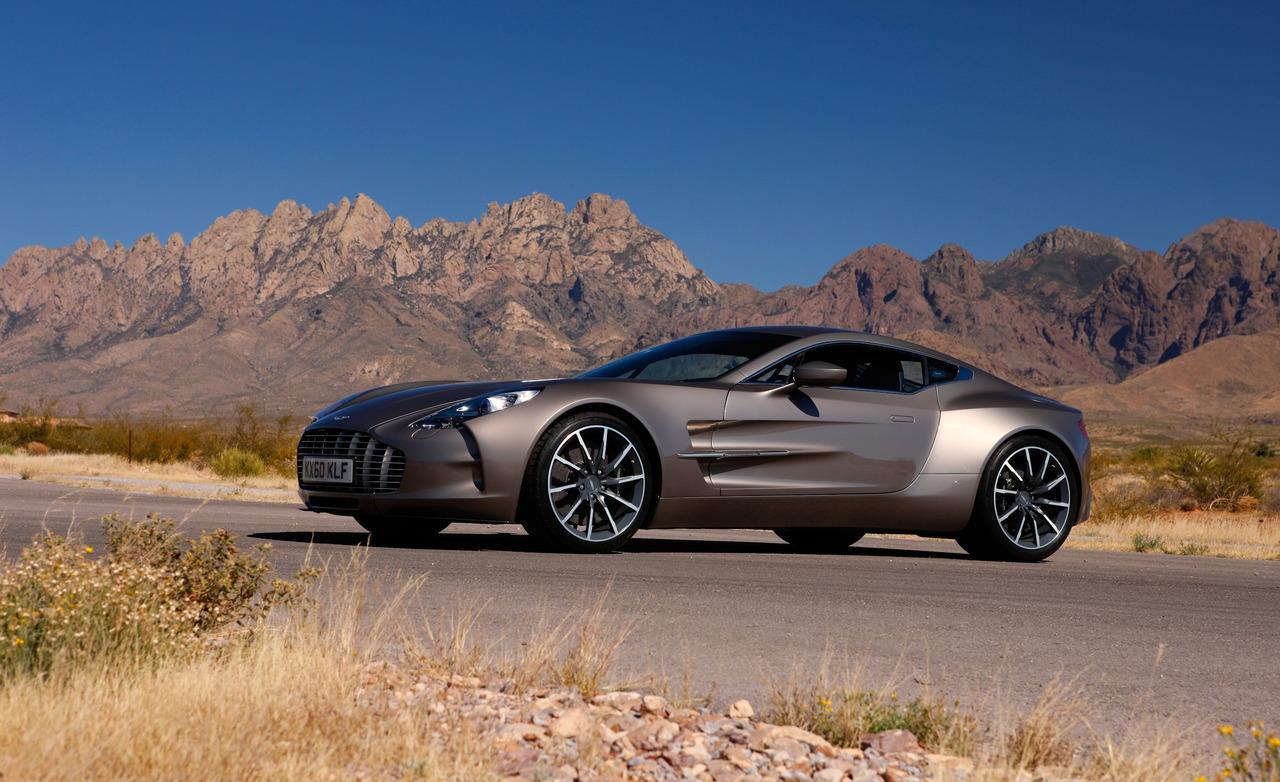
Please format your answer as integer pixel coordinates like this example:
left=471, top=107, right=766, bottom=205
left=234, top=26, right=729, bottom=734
left=770, top=724, right=835, bottom=754
left=594, top=691, right=643, bottom=712
left=642, top=694, right=670, bottom=715
left=861, top=729, right=921, bottom=755
left=550, top=707, right=594, bottom=738
left=728, top=699, right=755, bottom=719
left=497, top=722, right=545, bottom=743
left=925, top=753, right=974, bottom=774
left=814, top=769, right=848, bottom=782
left=448, top=674, right=482, bottom=688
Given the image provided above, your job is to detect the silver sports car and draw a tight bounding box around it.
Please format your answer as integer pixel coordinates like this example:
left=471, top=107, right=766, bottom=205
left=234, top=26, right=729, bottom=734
left=297, top=326, right=1090, bottom=561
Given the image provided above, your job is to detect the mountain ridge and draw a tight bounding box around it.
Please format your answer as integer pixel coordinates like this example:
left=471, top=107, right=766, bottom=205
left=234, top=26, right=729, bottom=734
left=1, top=194, right=1276, bottom=415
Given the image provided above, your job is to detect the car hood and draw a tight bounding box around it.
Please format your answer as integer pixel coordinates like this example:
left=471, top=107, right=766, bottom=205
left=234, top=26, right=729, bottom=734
left=309, top=380, right=526, bottom=430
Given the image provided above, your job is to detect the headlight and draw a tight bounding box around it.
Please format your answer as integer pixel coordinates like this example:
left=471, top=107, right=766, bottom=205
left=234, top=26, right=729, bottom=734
left=409, top=388, right=542, bottom=430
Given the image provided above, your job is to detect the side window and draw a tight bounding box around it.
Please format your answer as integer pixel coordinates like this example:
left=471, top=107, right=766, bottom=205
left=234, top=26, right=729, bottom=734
left=802, top=344, right=927, bottom=393
left=927, top=359, right=959, bottom=384
left=750, top=356, right=799, bottom=384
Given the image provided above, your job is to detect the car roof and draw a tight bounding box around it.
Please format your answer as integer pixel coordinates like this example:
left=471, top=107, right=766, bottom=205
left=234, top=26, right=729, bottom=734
left=707, top=325, right=975, bottom=382
left=712, top=325, right=854, bottom=338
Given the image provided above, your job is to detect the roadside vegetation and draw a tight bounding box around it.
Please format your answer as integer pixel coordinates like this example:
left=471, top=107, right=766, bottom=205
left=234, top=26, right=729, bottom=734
left=0, top=399, right=300, bottom=478
left=0, top=514, right=1265, bottom=780
left=1071, top=429, right=1280, bottom=559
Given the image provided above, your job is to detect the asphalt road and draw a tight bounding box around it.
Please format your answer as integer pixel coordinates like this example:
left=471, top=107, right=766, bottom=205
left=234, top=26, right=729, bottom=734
left=3, top=476, right=1278, bottom=747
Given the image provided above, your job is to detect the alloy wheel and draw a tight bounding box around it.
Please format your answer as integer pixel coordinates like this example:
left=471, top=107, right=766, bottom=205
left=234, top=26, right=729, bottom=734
left=546, top=424, right=646, bottom=543
left=992, top=445, right=1073, bottom=551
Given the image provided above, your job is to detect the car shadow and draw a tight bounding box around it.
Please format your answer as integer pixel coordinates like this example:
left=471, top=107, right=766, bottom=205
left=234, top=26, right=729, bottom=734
left=248, top=529, right=973, bottom=559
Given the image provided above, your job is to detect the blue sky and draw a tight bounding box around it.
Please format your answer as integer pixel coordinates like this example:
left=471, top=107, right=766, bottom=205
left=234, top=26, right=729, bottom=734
left=1, top=1, right=1277, bottom=290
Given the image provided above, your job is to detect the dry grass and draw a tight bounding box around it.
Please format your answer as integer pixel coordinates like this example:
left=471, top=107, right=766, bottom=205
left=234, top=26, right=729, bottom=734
left=0, top=519, right=1243, bottom=782
left=766, top=657, right=981, bottom=757
left=1069, top=510, right=1280, bottom=559
left=0, top=589, right=495, bottom=781
left=407, top=582, right=635, bottom=698
left=0, top=451, right=295, bottom=502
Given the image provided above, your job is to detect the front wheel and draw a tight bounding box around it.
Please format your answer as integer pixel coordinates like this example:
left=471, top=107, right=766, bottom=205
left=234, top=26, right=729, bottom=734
left=355, top=515, right=449, bottom=544
left=957, top=435, right=1079, bottom=562
left=523, top=413, right=656, bottom=553
left=775, top=528, right=865, bottom=552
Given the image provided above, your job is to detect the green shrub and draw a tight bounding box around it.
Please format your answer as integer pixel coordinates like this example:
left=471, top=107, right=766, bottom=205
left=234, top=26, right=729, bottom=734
left=767, top=680, right=978, bottom=755
left=1132, top=532, right=1166, bottom=553
left=1164, top=435, right=1264, bottom=510
left=211, top=448, right=267, bottom=479
left=1131, top=445, right=1165, bottom=465
left=0, top=515, right=314, bottom=679
left=1177, top=542, right=1210, bottom=557
left=0, top=444, right=15, bottom=456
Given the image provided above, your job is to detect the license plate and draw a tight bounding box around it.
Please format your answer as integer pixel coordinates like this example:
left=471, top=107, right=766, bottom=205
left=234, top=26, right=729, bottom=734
left=302, top=457, right=353, bottom=484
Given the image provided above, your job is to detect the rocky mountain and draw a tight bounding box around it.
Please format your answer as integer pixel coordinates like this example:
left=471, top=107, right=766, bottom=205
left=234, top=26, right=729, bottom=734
left=0, top=193, right=1276, bottom=416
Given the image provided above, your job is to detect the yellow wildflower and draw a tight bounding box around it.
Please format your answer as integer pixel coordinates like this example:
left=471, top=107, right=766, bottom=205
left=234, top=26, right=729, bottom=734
left=84, top=546, right=94, bottom=554
left=1268, top=736, right=1280, bottom=748
left=1219, top=724, right=1235, bottom=736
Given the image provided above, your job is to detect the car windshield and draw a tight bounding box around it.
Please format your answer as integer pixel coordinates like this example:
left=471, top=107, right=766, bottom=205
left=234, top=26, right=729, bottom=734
left=580, top=332, right=794, bottom=382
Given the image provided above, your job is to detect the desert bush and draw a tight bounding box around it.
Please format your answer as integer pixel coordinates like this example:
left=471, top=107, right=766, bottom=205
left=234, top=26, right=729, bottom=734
left=0, top=444, right=15, bottom=456
left=0, top=402, right=301, bottom=475
left=1164, top=433, right=1264, bottom=511
left=1002, top=675, right=1088, bottom=770
left=0, top=515, right=314, bottom=679
left=1131, top=532, right=1166, bottom=553
left=767, top=671, right=978, bottom=755
left=1214, top=722, right=1280, bottom=781
left=0, top=402, right=56, bottom=446
left=211, top=447, right=268, bottom=479
left=1130, top=445, right=1165, bottom=465
left=1091, top=476, right=1178, bottom=521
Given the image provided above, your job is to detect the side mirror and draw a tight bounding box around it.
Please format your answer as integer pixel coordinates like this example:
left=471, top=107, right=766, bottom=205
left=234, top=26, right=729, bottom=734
left=794, top=361, right=846, bottom=388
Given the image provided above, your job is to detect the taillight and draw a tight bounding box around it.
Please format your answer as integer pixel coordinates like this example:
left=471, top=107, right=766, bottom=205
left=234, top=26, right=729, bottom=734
left=1077, top=418, right=1089, bottom=439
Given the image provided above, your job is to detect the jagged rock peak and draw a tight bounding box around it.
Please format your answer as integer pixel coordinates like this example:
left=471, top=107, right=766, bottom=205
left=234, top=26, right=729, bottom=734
left=485, top=192, right=566, bottom=227
left=1011, top=226, right=1137, bottom=259
left=572, top=193, right=638, bottom=228
left=923, top=243, right=983, bottom=294
left=924, top=243, right=977, bottom=267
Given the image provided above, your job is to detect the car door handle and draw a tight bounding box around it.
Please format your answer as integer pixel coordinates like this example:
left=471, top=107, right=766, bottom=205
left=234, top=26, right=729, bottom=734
left=889, top=414, right=915, bottom=423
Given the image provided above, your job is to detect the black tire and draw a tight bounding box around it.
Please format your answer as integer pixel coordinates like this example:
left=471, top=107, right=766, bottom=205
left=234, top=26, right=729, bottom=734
left=775, top=528, right=865, bottom=552
left=956, top=434, right=1080, bottom=562
left=522, top=412, right=656, bottom=553
left=355, top=515, right=449, bottom=544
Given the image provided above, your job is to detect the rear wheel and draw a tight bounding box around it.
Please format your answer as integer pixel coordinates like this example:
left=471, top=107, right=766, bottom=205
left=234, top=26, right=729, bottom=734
left=775, top=528, right=865, bottom=552
left=355, top=515, right=449, bottom=544
left=957, top=435, right=1079, bottom=562
left=523, top=412, right=655, bottom=553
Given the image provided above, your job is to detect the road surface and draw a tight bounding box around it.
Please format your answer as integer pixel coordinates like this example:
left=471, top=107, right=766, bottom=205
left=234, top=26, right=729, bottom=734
left=2, top=476, right=1277, bottom=747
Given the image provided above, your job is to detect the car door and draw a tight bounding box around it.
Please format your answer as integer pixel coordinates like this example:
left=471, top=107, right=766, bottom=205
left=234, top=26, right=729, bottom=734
left=709, top=341, right=941, bottom=495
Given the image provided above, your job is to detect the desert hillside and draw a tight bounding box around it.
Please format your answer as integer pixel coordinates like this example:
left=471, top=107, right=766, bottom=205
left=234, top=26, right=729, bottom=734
left=0, top=193, right=1276, bottom=416
left=1060, top=328, right=1280, bottom=422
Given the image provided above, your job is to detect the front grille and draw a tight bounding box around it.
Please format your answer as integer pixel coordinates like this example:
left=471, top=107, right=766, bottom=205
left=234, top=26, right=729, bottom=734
left=296, top=428, right=406, bottom=493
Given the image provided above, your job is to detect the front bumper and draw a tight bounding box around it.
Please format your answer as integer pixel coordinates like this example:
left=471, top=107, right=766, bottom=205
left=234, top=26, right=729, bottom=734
left=296, top=423, right=525, bottom=523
